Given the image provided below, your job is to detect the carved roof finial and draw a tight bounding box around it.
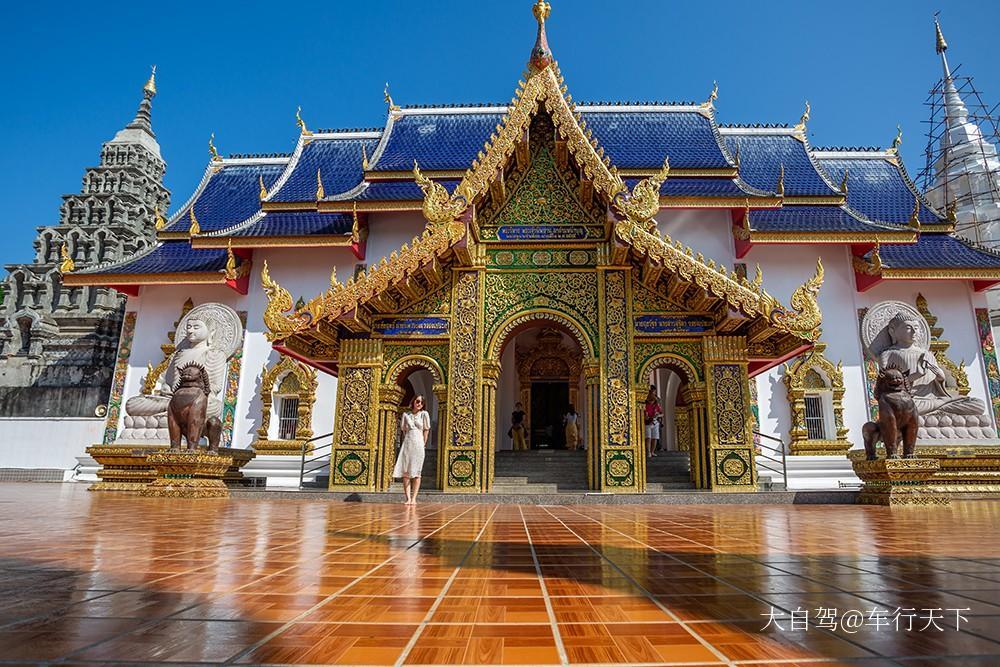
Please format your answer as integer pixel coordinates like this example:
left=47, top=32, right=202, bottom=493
left=776, top=163, right=785, bottom=196
left=315, top=169, right=325, bottom=200
left=144, top=65, right=157, bottom=97
left=909, top=194, right=921, bottom=228
left=351, top=202, right=361, bottom=244
left=208, top=133, right=221, bottom=162
left=528, top=1, right=554, bottom=72
left=361, top=143, right=369, bottom=170
left=295, top=106, right=312, bottom=136
left=384, top=82, right=401, bottom=113
left=840, top=167, right=849, bottom=196
left=934, top=13, right=948, bottom=54
left=154, top=207, right=167, bottom=231
left=888, top=124, right=903, bottom=155
left=259, top=175, right=268, bottom=201
left=225, top=239, right=238, bottom=281
left=188, top=208, right=200, bottom=235
left=702, top=81, right=718, bottom=109
left=59, top=243, right=74, bottom=274
left=794, top=100, right=810, bottom=134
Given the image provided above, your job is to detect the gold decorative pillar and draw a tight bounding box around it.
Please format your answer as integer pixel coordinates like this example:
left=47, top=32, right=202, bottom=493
left=596, top=268, right=643, bottom=492
left=443, top=270, right=486, bottom=492
left=481, top=360, right=502, bottom=492
left=376, top=383, right=405, bottom=491
left=432, top=382, right=448, bottom=489
left=702, top=336, right=757, bottom=492
left=681, top=383, right=707, bottom=489
left=328, top=339, right=383, bottom=491
left=583, top=359, right=600, bottom=489
left=675, top=407, right=692, bottom=452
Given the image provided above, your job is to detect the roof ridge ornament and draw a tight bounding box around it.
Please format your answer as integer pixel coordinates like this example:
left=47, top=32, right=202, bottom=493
left=934, top=13, right=948, bottom=54
left=225, top=240, right=238, bottom=281
left=414, top=160, right=467, bottom=226
left=351, top=202, right=361, bottom=244
left=528, top=1, right=554, bottom=73
left=154, top=207, right=167, bottom=231
left=361, top=143, right=369, bottom=170
left=259, top=175, right=268, bottom=201
left=840, top=167, right=849, bottom=196
left=909, top=194, right=921, bottom=228
left=793, top=100, right=810, bottom=134
left=776, top=163, right=785, bottom=196
left=208, top=133, right=222, bottom=162
left=188, top=208, right=201, bottom=236
left=384, top=83, right=401, bottom=113
left=887, top=124, right=902, bottom=156
left=144, top=65, right=157, bottom=97
left=59, top=243, right=75, bottom=274
left=701, top=81, right=718, bottom=110
left=613, top=157, right=669, bottom=229
left=315, top=169, right=325, bottom=200
left=296, top=106, right=313, bottom=136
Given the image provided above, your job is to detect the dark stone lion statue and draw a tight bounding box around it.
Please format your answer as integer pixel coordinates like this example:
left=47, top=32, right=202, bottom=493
left=862, top=366, right=919, bottom=460
left=167, top=363, right=222, bottom=452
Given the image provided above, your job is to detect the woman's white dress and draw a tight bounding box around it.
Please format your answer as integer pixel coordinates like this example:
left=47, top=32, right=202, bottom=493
left=393, top=410, right=430, bottom=478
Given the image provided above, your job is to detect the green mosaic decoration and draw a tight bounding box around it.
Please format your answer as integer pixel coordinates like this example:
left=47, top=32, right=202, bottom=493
left=634, top=341, right=704, bottom=383
left=604, top=450, right=635, bottom=487
left=487, top=248, right=596, bottom=269
left=714, top=448, right=754, bottom=486
left=382, top=342, right=450, bottom=383
left=333, top=449, right=370, bottom=486
left=447, top=450, right=477, bottom=488
left=484, top=271, right=599, bottom=351
left=102, top=312, right=137, bottom=444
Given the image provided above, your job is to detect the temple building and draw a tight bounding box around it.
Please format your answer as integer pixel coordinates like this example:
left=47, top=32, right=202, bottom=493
left=0, top=70, right=167, bottom=421
left=62, top=4, right=1000, bottom=493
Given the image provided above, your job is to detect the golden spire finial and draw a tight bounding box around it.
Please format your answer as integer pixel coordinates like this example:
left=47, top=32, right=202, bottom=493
left=794, top=100, right=810, bottom=133
left=934, top=13, right=948, bottom=54
left=384, top=82, right=400, bottom=112
left=225, top=239, right=238, bottom=281
left=888, top=124, right=903, bottom=155
left=315, top=169, right=325, bottom=200
left=840, top=167, right=849, bottom=196
left=208, top=133, right=221, bottom=162
left=59, top=243, right=75, bottom=274
left=258, top=175, right=268, bottom=201
left=188, top=208, right=200, bottom=235
left=295, top=106, right=312, bottom=136
left=909, top=194, right=921, bottom=228
left=144, top=65, right=157, bottom=96
left=361, top=143, right=370, bottom=170
left=702, top=81, right=718, bottom=109
left=776, top=163, right=785, bottom=196
left=154, top=206, right=167, bottom=231
left=871, top=240, right=884, bottom=271
left=351, top=202, right=360, bottom=244
left=533, top=0, right=551, bottom=25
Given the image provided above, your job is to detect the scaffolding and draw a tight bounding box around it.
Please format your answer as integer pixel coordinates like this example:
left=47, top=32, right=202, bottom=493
left=918, top=64, right=1000, bottom=248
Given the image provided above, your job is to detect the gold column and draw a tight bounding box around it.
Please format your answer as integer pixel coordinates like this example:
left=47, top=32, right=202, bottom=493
left=375, top=384, right=405, bottom=491
left=442, top=269, right=486, bottom=492
left=432, top=382, right=448, bottom=490
left=702, top=336, right=757, bottom=492
left=596, top=268, right=642, bottom=493
left=481, top=360, right=502, bottom=492
left=583, top=359, right=600, bottom=489
left=681, top=383, right=707, bottom=488
left=328, top=338, right=384, bottom=491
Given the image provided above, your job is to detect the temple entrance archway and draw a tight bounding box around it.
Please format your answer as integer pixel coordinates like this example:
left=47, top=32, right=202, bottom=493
left=381, top=355, right=446, bottom=491
left=638, top=354, right=705, bottom=489
left=487, top=313, right=595, bottom=491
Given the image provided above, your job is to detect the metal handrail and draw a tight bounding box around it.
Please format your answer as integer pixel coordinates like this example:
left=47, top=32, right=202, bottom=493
left=299, top=431, right=333, bottom=489
left=752, top=430, right=788, bottom=490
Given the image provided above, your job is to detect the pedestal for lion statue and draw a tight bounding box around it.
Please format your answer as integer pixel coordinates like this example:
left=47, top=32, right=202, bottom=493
left=88, top=303, right=254, bottom=495
left=854, top=300, right=1000, bottom=499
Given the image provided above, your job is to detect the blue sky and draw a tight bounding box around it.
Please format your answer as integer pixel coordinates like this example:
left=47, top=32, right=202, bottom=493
left=1, top=0, right=997, bottom=267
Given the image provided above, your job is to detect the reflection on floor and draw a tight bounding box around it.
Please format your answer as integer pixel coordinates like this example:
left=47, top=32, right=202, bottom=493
left=0, top=483, right=998, bottom=665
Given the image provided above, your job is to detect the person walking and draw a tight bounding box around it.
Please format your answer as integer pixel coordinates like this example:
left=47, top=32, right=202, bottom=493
left=644, top=386, right=663, bottom=458
left=510, top=402, right=529, bottom=451
left=564, top=404, right=582, bottom=450
left=392, top=395, right=431, bottom=505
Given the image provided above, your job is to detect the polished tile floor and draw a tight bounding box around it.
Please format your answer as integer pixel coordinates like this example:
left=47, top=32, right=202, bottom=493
left=0, top=485, right=998, bottom=666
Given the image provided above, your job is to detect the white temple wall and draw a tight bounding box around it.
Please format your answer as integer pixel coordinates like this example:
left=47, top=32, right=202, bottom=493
left=656, top=209, right=735, bottom=265
left=743, top=244, right=868, bottom=451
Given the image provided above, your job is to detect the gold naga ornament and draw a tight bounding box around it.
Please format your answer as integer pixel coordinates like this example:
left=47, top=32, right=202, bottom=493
left=154, top=207, right=167, bottom=231
left=768, top=258, right=825, bottom=337
left=261, top=260, right=312, bottom=341
left=613, top=157, right=669, bottom=231
left=414, top=161, right=467, bottom=227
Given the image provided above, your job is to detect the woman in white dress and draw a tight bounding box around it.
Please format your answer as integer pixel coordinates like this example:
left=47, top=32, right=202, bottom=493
left=393, top=395, right=431, bottom=505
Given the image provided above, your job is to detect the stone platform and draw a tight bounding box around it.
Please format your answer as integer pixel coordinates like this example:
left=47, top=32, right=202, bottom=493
left=85, top=444, right=255, bottom=493
left=141, top=450, right=234, bottom=498
left=849, top=451, right=949, bottom=506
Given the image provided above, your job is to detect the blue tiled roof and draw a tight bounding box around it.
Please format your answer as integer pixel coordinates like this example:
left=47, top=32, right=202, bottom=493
left=167, top=162, right=285, bottom=233
left=624, top=177, right=756, bottom=198
left=879, top=234, right=1000, bottom=270
left=750, top=206, right=886, bottom=233
left=227, top=212, right=353, bottom=237
left=582, top=112, right=730, bottom=169
left=271, top=137, right=379, bottom=202
left=817, top=156, right=941, bottom=226
left=372, top=113, right=501, bottom=172
left=349, top=180, right=460, bottom=201
left=725, top=133, right=840, bottom=197
left=81, top=242, right=230, bottom=275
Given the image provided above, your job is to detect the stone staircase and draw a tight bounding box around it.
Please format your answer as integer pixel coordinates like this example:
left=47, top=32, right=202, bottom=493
left=644, top=451, right=694, bottom=492
left=386, top=448, right=694, bottom=494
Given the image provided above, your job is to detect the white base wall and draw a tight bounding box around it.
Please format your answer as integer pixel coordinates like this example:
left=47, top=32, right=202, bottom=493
left=757, top=455, right=861, bottom=490
left=0, top=417, right=103, bottom=477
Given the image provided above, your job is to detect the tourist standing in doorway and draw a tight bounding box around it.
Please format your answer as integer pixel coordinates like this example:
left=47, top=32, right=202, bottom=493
left=564, top=405, right=582, bottom=450
left=510, top=402, right=528, bottom=451
left=644, top=386, right=663, bottom=458
left=393, top=395, right=431, bottom=505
